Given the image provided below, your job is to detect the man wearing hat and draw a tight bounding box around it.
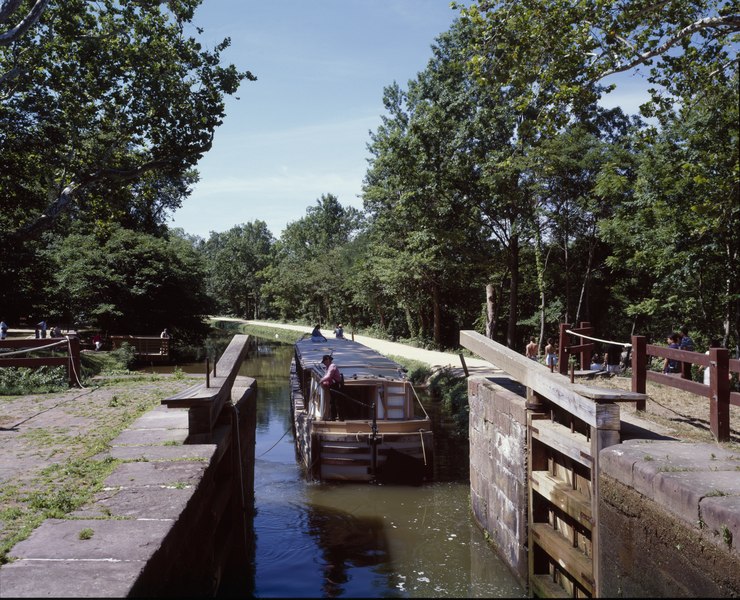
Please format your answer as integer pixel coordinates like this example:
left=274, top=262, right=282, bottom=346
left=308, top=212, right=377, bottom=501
left=320, top=354, right=342, bottom=420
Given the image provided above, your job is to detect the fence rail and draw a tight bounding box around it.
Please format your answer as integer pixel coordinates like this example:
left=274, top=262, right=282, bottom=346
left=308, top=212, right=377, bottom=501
left=0, top=337, right=82, bottom=386
left=110, top=335, right=170, bottom=362
left=631, top=335, right=739, bottom=442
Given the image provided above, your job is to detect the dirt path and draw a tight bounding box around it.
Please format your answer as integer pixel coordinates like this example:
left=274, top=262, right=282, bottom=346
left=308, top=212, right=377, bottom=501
left=241, top=319, right=504, bottom=378
left=239, top=319, right=739, bottom=448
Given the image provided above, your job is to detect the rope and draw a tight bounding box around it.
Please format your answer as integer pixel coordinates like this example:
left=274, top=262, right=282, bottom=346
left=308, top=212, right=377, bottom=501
left=565, top=329, right=631, bottom=348
left=259, top=425, right=293, bottom=457
left=67, top=337, right=86, bottom=389
left=0, top=338, right=68, bottom=357
left=411, top=384, right=430, bottom=420
left=419, top=429, right=427, bottom=466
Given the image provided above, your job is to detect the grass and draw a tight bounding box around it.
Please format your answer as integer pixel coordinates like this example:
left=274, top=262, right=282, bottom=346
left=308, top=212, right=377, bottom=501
left=0, top=370, right=200, bottom=565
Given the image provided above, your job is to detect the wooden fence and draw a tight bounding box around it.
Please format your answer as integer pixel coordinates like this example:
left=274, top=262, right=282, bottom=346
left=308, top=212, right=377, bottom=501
left=630, top=335, right=740, bottom=442
left=110, top=335, right=170, bottom=362
left=0, top=337, right=82, bottom=387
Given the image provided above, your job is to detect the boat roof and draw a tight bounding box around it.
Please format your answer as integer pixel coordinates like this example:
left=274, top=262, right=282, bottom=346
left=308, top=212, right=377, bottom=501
left=294, top=337, right=408, bottom=382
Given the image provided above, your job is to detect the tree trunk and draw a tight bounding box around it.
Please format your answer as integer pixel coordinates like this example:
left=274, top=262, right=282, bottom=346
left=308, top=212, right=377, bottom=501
left=507, top=235, right=520, bottom=349
left=485, top=284, right=495, bottom=339
left=432, top=283, right=441, bottom=345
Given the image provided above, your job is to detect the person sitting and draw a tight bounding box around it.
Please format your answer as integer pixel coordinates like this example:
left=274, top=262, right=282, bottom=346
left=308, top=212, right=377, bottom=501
left=311, top=324, right=326, bottom=342
left=589, top=353, right=602, bottom=370
left=320, top=354, right=342, bottom=420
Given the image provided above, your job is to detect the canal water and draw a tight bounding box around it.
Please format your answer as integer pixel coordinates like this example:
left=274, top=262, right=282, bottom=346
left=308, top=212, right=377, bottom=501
left=145, top=337, right=526, bottom=598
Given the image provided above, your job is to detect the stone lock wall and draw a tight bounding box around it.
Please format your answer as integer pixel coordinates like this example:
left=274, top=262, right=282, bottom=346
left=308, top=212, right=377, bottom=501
left=468, top=375, right=529, bottom=585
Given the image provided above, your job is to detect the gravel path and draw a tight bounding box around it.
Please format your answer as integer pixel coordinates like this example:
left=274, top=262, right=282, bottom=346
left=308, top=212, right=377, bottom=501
left=242, top=319, right=504, bottom=378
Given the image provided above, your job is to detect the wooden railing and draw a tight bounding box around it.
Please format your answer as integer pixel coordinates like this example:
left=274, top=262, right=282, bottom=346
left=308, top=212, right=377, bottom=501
left=161, top=334, right=252, bottom=443
left=0, top=337, right=82, bottom=387
left=631, top=335, right=740, bottom=442
left=110, top=335, right=169, bottom=361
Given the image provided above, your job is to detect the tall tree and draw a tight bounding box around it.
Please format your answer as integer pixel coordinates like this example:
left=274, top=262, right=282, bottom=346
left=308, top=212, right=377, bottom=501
left=203, top=221, right=275, bottom=319
left=265, top=194, right=363, bottom=325
left=0, top=0, right=253, bottom=242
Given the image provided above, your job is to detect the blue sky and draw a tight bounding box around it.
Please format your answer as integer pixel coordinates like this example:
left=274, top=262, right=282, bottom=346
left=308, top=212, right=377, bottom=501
left=169, top=1, right=650, bottom=240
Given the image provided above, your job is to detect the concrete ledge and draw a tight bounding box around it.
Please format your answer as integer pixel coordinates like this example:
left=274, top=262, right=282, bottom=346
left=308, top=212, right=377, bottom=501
left=0, top=405, right=220, bottom=597
left=600, top=440, right=740, bottom=551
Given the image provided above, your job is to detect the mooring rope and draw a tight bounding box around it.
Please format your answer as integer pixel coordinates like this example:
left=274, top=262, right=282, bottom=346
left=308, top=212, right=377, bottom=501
left=67, top=337, right=86, bottom=389
left=566, top=329, right=631, bottom=348
left=419, top=429, right=427, bottom=466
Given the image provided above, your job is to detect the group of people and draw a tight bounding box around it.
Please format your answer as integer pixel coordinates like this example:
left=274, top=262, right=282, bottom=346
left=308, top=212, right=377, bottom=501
left=525, top=336, right=558, bottom=368
left=662, top=326, right=694, bottom=375
left=311, top=323, right=345, bottom=341
left=525, top=325, right=724, bottom=385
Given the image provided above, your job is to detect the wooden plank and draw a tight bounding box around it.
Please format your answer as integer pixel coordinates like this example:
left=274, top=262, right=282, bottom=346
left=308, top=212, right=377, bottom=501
left=530, top=573, right=570, bottom=599
left=460, top=331, right=633, bottom=428
left=531, top=419, right=592, bottom=468
left=531, top=523, right=593, bottom=595
left=530, top=471, right=593, bottom=531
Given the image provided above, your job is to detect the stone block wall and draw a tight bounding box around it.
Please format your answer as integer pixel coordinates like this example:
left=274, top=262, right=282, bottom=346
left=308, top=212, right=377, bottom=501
left=468, top=375, right=529, bottom=585
left=598, top=440, right=740, bottom=597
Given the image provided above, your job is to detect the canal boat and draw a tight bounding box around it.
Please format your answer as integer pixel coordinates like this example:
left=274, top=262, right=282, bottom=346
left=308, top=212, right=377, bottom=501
left=290, top=335, right=434, bottom=483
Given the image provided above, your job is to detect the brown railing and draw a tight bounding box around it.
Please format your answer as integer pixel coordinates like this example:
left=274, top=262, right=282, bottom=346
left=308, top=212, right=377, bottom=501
left=0, top=337, right=82, bottom=387
left=630, top=335, right=740, bottom=442
left=110, top=335, right=169, bottom=361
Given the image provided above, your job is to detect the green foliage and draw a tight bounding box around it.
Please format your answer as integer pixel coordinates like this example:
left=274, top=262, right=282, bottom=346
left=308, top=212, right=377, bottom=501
left=41, top=225, right=213, bottom=344
left=0, top=366, right=68, bottom=395
left=427, top=367, right=469, bottom=437
left=109, top=343, right=137, bottom=371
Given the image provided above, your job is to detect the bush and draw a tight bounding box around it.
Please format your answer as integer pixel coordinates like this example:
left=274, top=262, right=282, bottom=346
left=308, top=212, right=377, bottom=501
left=427, top=367, right=469, bottom=438
left=0, top=366, right=69, bottom=395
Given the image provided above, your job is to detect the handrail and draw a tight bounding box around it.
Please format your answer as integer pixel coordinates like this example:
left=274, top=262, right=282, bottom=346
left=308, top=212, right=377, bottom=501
left=631, top=335, right=738, bottom=442
left=0, top=336, right=81, bottom=387
left=162, top=334, right=251, bottom=442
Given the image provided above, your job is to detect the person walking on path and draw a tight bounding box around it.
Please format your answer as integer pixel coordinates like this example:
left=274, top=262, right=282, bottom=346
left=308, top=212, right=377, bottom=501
left=525, top=337, right=539, bottom=361
left=334, top=324, right=344, bottom=339
left=37, top=320, right=47, bottom=339
left=0, top=318, right=8, bottom=340
left=544, top=338, right=558, bottom=369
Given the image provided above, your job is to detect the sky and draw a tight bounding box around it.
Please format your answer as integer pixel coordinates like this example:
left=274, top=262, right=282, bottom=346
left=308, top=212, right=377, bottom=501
left=169, top=1, right=651, bottom=240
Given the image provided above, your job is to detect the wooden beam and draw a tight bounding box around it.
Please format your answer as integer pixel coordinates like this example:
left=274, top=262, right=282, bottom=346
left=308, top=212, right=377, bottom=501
left=460, top=331, right=643, bottom=429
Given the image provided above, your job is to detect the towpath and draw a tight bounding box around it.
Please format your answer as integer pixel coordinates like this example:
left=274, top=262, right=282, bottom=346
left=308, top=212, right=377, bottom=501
left=241, top=319, right=504, bottom=378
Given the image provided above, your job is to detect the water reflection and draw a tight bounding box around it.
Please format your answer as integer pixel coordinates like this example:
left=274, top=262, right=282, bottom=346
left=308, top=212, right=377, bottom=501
left=141, top=336, right=525, bottom=598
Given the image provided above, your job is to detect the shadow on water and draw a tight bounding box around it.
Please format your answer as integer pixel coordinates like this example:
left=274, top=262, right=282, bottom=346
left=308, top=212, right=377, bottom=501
left=140, top=334, right=525, bottom=598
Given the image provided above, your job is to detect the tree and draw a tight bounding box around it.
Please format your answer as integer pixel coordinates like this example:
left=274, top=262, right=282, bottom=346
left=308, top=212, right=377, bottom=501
left=456, top=0, right=739, bottom=129
left=599, top=72, right=739, bottom=350
left=43, top=225, right=214, bottom=344
left=203, top=221, right=275, bottom=319
left=1, top=0, right=253, bottom=242
left=265, top=194, right=363, bottom=324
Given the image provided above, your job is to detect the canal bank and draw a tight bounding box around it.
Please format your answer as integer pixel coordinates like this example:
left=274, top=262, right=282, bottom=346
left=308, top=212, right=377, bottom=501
left=0, top=372, right=257, bottom=597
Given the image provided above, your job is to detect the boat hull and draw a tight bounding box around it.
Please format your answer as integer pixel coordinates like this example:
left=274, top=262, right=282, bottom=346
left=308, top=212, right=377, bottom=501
left=290, top=348, right=434, bottom=483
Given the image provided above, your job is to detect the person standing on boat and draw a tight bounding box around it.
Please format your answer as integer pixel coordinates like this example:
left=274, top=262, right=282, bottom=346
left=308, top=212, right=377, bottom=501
left=320, top=354, right=342, bottom=420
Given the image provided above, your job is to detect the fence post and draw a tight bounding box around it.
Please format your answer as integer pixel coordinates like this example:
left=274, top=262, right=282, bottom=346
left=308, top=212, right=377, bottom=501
left=709, top=347, right=730, bottom=442
left=558, top=323, right=569, bottom=376
left=579, top=321, right=592, bottom=372
left=631, top=336, right=646, bottom=411
left=68, top=336, right=81, bottom=387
